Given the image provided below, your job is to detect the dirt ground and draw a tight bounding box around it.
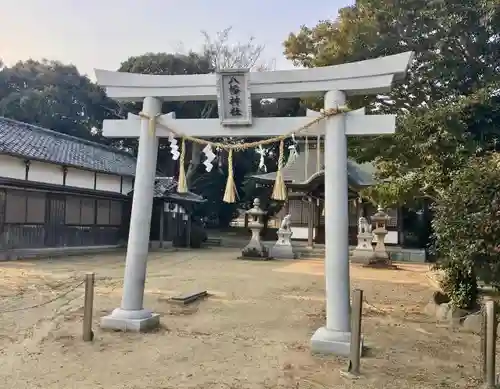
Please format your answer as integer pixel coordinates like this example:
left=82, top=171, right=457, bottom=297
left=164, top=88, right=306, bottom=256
left=0, top=249, right=485, bottom=388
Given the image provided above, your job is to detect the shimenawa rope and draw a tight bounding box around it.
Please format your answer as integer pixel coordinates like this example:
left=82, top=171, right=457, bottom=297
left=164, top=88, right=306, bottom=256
left=138, top=107, right=348, bottom=203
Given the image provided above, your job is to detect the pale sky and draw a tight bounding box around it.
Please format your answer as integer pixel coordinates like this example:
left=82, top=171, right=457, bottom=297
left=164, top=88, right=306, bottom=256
left=0, top=0, right=349, bottom=78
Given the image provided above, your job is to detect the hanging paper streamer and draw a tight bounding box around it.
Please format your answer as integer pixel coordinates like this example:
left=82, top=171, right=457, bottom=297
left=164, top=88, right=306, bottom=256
left=223, top=149, right=237, bottom=203
left=256, top=145, right=267, bottom=172
left=177, top=138, right=188, bottom=193
left=287, top=133, right=299, bottom=165
left=169, top=133, right=180, bottom=160
left=271, top=140, right=287, bottom=201
left=202, top=144, right=216, bottom=172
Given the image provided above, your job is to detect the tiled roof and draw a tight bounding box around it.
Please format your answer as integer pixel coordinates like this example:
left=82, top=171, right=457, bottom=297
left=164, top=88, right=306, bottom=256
left=153, top=177, right=205, bottom=203
left=0, top=117, right=136, bottom=176
left=251, top=149, right=376, bottom=189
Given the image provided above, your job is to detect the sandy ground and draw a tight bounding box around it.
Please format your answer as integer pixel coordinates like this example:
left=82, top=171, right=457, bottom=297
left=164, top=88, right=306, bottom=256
left=0, top=249, right=485, bottom=388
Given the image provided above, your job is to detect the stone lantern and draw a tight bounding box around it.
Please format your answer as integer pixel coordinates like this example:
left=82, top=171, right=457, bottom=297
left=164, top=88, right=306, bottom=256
left=240, top=198, right=271, bottom=260
left=371, top=205, right=391, bottom=264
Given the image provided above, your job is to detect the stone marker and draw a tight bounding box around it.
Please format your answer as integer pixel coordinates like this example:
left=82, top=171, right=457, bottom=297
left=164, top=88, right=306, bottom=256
left=170, top=291, right=208, bottom=305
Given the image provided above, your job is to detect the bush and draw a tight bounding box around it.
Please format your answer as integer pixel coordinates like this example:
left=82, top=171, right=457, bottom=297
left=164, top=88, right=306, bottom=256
left=431, top=155, right=500, bottom=308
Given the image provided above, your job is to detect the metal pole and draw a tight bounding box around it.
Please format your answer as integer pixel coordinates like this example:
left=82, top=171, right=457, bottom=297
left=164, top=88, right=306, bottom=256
left=82, top=272, right=95, bottom=342
left=485, top=299, right=496, bottom=388
left=348, top=289, right=363, bottom=376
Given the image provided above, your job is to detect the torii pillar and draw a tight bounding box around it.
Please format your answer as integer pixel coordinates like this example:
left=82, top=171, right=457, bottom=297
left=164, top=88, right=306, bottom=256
left=94, top=51, right=413, bottom=355
left=310, top=90, right=351, bottom=353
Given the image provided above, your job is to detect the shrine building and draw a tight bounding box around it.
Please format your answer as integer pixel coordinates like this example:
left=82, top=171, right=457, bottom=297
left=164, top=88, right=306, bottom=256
left=251, top=139, right=401, bottom=247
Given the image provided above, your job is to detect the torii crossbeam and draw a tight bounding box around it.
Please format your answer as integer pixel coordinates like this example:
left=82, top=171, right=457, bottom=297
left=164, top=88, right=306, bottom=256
left=95, top=51, right=413, bottom=357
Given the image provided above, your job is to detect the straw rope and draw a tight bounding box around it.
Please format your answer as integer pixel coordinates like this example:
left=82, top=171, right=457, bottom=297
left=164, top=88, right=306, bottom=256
left=271, top=139, right=287, bottom=201
left=138, top=107, right=349, bottom=202
left=177, top=138, right=188, bottom=193
left=138, top=107, right=347, bottom=152
left=223, top=149, right=237, bottom=203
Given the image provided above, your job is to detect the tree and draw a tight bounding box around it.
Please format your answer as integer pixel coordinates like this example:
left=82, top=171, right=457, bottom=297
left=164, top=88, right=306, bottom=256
left=116, top=28, right=300, bottom=227
left=361, top=83, right=500, bottom=205
left=201, top=27, right=268, bottom=71
left=431, top=154, right=500, bottom=308
left=283, top=0, right=500, bottom=304
left=0, top=59, right=118, bottom=141
left=116, top=52, right=216, bottom=176
left=284, top=0, right=500, bottom=168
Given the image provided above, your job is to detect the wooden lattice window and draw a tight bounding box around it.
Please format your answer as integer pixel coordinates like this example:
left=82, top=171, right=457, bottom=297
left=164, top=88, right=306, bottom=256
left=96, top=199, right=110, bottom=225
left=65, top=197, right=81, bottom=224
left=5, top=190, right=27, bottom=223
left=26, top=192, right=46, bottom=223
left=80, top=198, right=95, bottom=225
left=109, top=201, right=122, bottom=226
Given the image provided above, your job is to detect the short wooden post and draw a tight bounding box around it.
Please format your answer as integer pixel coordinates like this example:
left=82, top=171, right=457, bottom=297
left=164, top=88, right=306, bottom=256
left=186, top=214, right=191, bottom=248
left=307, top=200, right=314, bottom=248
left=481, top=303, right=488, bottom=379
left=348, top=289, right=363, bottom=376
left=485, top=299, right=497, bottom=388
left=82, top=272, right=95, bottom=342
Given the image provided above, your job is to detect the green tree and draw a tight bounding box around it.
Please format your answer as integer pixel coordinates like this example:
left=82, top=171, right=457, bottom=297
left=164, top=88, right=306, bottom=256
left=284, top=0, right=500, bottom=169
left=0, top=59, right=118, bottom=142
left=432, top=153, right=500, bottom=308
left=283, top=0, right=500, bottom=304
left=116, top=52, right=216, bottom=178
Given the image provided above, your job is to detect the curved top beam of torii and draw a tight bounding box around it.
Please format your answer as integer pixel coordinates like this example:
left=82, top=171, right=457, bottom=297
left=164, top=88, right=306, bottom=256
left=95, top=51, right=414, bottom=102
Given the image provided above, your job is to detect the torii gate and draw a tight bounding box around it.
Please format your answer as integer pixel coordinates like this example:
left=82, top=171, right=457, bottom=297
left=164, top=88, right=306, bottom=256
left=95, top=51, right=413, bottom=356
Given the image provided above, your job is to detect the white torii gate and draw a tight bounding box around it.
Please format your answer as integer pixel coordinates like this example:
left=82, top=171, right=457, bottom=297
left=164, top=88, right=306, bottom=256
left=95, top=51, right=413, bottom=356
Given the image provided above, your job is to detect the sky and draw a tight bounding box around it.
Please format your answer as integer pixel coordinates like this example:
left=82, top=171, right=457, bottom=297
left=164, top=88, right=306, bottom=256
left=0, top=0, right=349, bottom=79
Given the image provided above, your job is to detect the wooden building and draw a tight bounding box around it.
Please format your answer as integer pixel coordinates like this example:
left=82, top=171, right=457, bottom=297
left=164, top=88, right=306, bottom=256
left=147, top=177, right=205, bottom=247
left=252, top=140, right=400, bottom=247
left=0, top=117, right=203, bottom=256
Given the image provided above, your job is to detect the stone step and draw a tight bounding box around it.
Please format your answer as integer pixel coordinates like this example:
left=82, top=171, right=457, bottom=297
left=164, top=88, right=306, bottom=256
left=294, top=247, right=325, bottom=253
left=205, top=237, right=426, bottom=263
left=205, top=237, right=222, bottom=246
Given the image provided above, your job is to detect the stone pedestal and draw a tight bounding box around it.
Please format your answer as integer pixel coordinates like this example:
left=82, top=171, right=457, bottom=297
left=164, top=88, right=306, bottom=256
left=351, top=233, right=375, bottom=264
left=242, top=226, right=268, bottom=257
left=371, top=206, right=391, bottom=265
left=373, top=233, right=390, bottom=261
left=270, top=228, right=295, bottom=259
left=101, top=308, right=160, bottom=332
left=311, top=327, right=357, bottom=357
